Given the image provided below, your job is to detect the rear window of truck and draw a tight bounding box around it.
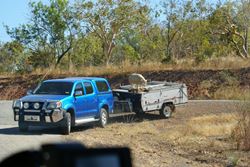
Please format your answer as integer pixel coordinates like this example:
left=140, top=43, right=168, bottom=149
left=84, top=82, right=94, bottom=94
left=96, top=81, right=109, bottom=92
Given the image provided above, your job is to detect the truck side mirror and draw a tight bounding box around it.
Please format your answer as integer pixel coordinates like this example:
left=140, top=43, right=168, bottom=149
left=26, top=89, right=33, bottom=95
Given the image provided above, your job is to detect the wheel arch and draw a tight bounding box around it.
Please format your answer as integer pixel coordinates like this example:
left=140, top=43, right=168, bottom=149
left=66, top=107, right=75, bottom=126
left=99, top=104, right=109, bottom=118
left=162, top=102, right=175, bottom=111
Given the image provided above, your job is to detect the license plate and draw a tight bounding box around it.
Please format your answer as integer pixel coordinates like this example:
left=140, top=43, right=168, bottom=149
left=24, top=115, right=40, bottom=122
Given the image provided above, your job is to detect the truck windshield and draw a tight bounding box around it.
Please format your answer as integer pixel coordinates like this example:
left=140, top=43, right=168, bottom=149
left=33, top=82, right=73, bottom=95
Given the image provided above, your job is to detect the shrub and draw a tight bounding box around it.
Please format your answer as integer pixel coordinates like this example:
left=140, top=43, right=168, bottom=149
left=231, top=103, right=250, bottom=151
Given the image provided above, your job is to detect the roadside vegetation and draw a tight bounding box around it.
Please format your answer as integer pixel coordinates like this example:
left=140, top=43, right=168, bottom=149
left=1, top=0, right=250, bottom=73
left=1, top=58, right=250, bottom=101
left=0, top=0, right=250, bottom=101
left=1, top=0, right=250, bottom=101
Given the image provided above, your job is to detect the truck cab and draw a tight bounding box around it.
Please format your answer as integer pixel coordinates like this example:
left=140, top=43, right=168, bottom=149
left=12, top=77, right=113, bottom=135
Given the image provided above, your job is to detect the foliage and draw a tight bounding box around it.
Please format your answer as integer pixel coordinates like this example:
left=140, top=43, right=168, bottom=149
left=232, top=104, right=250, bottom=151
left=75, top=0, right=150, bottom=65
left=1, top=0, right=250, bottom=72
left=5, top=0, right=78, bottom=67
left=0, top=41, right=30, bottom=72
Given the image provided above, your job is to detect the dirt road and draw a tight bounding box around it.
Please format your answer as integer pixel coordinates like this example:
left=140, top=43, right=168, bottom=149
left=0, top=101, right=63, bottom=161
left=0, top=100, right=249, bottom=166
left=67, top=100, right=250, bottom=167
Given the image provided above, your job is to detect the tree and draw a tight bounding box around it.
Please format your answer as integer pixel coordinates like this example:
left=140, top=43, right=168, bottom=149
left=176, top=0, right=214, bottom=62
left=120, top=24, right=165, bottom=64
left=6, top=0, right=78, bottom=67
left=75, top=0, right=149, bottom=65
left=235, top=0, right=250, bottom=57
left=0, top=41, right=28, bottom=72
left=209, top=1, right=249, bottom=59
left=71, top=33, right=103, bottom=66
left=160, top=0, right=194, bottom=62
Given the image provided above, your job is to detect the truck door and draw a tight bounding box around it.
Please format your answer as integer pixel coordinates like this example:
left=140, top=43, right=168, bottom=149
left=83, top=81, right=98, bottom=117
left=73, top=82, right=87, bottom=118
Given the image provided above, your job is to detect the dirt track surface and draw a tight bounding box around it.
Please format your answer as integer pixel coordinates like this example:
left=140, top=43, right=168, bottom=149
left=0, top=100, right=249, bottom=166
left=0, top=101, right=63, bottom=161
left=67, top=100, right=250, bottom=167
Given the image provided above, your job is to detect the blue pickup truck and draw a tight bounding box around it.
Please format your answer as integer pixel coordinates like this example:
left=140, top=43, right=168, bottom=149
left=12, top=77, right=114, bottom=134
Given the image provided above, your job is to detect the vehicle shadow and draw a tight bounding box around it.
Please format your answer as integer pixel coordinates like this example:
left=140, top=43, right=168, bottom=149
left=0, top=112, right=165, bottom=135
left=0, top=126, right=61, bottom=136
left=71, top=112, right=165, bottom=133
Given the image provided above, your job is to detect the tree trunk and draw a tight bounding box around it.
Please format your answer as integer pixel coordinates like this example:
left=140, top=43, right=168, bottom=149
left=68, top=54, right=73, bottom=72
left=245, top=27, right=248, bottom=53
left=55, top=46, right=72, bottom=67
left=241, top=28, right=249, bottom=58
left=103, top=41, right=115, bottom=66
left=231, top=38, right=247, bottom=59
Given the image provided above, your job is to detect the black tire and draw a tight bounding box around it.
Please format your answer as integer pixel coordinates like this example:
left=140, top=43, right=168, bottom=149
left=18, top=121, right=29, bottom=132
left=160, top=105, right=173, bottom=118
left=99, top=108, right=108, bottom=128
left=135, top=110, right=144, bottom=121
left=61, top=112, right=71, bottom=135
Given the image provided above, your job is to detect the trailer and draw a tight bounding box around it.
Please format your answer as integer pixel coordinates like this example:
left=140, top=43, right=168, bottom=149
left=113, top=74, right=188, bottom=118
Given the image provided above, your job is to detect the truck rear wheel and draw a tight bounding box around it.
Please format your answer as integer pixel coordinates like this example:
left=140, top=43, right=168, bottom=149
left=160, top=105, right=173, bottom=118
left=18, top=121, right=29, bottom=132
left=99, top=108, right=108, bottom=128
left=61, top=112, right=71, bottom=135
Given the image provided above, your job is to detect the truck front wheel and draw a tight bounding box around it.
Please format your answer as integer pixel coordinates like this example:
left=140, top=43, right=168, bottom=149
left=160, top=105, right=173, bottom=118
left=18, top=121, right=29, bottom=132
left=99, top=108, right=108, bottom=128
left=61, top=112, right=71, bottom=135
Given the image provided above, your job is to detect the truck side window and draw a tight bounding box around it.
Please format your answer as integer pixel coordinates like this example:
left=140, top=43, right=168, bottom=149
left=96, top=81, right=109, bottom=92
left=84, top=82, right=94, bottom=94
left=74, top=83, right=84, bottom=96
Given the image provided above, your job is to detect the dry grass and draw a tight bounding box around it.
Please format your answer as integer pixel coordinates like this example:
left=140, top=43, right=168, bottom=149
left=186, top=114, right=237, bottom=137
left=68, top=102, right=250, bottom=167
left=213, top=86, right=250, bottom=100
left=197, top=70, right=250, bottom=100
left=231, top=103, right=250, bottom=151
left=161, top=113, right=238, bottom=144
left=29, top=57, right=250, bottom=76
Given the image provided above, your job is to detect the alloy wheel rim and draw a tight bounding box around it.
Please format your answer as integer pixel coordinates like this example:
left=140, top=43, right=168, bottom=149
left=102, top=111, right=107, bottom=124
left=68, top=117, right=71, bottom=131
left=164, top=107, right=171, bottom=117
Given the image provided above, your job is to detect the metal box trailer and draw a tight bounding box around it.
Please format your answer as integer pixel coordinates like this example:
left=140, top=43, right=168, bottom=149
left=113, top=81, right=188, bottom=118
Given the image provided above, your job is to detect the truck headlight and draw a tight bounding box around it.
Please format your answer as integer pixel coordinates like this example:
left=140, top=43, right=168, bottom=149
left=34, top=103, right=40, bottom=109
left=23, top=102, right=29, bottom=109
left=47, top=101, right=62, bottom=109
left=13, top=100, right=22, bottom=109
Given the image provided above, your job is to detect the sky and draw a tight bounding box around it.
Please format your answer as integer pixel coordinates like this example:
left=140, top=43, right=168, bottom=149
left=0, top=0, right=219, bottom=42
left=0, top=0, right=156, bottom=42
left=0, top=0, right=50, bottom=42
left=0, top=1, right=25, bottom=41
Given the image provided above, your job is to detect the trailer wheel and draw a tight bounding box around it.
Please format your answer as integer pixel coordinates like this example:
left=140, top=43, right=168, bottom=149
left=61, top=112, right=71, bottom=135
left=160, top=105, right=173, bottom=118
left=99, top=108, right=108, bottom=128
left=18, top=121, right=29, bottom=132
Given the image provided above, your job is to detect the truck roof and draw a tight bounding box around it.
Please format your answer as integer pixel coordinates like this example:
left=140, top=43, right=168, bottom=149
left=44, top=77, right=107, bottom=83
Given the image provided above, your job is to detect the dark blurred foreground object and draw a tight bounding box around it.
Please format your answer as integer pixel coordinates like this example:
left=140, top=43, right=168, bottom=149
left=0, top=143, right=132, bottom=167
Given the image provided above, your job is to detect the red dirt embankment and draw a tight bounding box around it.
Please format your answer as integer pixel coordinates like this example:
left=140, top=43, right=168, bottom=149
left=0, top=67, right=250, bottom=100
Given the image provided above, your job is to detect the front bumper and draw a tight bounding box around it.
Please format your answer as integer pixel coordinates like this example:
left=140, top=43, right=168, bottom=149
left=13, top=107, right=65, bottom=125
